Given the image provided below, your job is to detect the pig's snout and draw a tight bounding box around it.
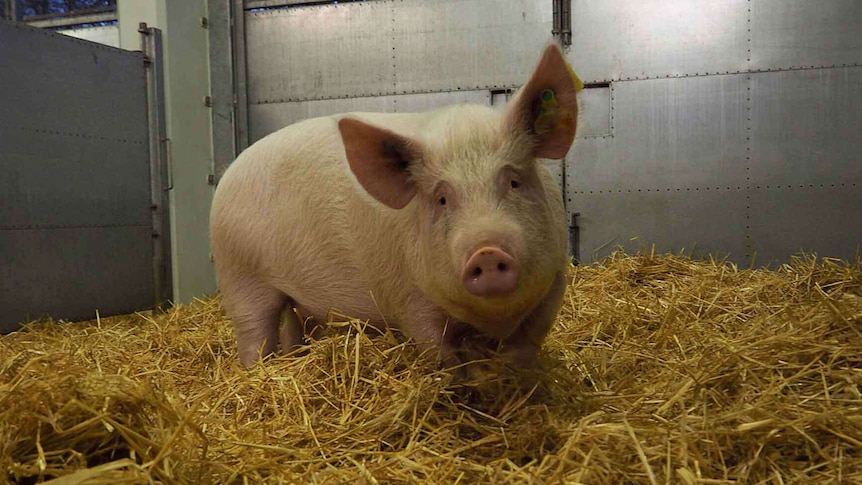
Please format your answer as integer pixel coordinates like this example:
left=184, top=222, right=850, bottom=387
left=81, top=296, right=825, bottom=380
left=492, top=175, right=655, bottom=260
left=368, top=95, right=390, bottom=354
left=462, top=247, right=520, bottom=297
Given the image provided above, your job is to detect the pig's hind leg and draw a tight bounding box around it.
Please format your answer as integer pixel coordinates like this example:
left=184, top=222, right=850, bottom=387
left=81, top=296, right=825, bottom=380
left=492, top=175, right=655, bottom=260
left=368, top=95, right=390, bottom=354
left=279, top=304, right=321, bottom=357
left=221, top=276, right=288, bottom=367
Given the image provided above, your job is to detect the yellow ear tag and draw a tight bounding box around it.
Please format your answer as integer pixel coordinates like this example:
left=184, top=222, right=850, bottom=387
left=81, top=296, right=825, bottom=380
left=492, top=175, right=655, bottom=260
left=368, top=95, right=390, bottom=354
left=566, top=63, right=585, bottom=92
left=534, top=89, right=560, bottom=134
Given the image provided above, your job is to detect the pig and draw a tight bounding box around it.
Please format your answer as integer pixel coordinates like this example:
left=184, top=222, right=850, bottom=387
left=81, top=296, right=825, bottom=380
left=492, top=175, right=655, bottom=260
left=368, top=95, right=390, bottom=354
left=210, top=43, right=581, bottom=369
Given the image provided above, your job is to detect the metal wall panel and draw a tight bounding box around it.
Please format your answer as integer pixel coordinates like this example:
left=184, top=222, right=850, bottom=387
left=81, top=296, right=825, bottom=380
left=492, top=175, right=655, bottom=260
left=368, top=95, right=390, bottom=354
left=568, top=0, right=749, bottom=82
left=0, top=227, right=154, bottom=326
left=246, top=2, right=395, bottom=103
left=250, top=97, right=389, bottom=143
left=391, top=0, right=552, bottom=93
left=566, top=75, right=749, bottom=192
left=578, top=87, right=611, bottom=138
left=568, top=189, right=749, bottom=263
left=249, top=90, right=490, bottom=143
left=750, top=67, right=862, bottom=187
left=542, top=160, right=564, bottom=195
left=0, top=132, right=150, bottom=228
left=750, top=0, right=862, bottom=71
left=57, top=25, right=120, bottom=48
left=245, top=0, right=551, bottom=103
left=0, top=21, right=159, bottom=331
left=748, top=186, right=862, bottom=266
left=392, top=90, right=491, bottom=113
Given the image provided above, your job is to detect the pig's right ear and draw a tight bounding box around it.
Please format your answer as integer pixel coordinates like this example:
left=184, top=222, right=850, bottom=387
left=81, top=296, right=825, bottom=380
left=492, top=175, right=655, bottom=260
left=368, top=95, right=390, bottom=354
left=338, top=118, right=422, bottom=209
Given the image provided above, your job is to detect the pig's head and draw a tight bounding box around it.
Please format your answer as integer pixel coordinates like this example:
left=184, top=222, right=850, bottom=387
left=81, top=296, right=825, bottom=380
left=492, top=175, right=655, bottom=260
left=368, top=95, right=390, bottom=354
left=339, top=43, right=579, bottom=338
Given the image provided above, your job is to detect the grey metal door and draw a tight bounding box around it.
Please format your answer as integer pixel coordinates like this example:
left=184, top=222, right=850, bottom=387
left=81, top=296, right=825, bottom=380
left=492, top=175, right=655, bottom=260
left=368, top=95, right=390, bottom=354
left=0, top=20, right=170, bottom=332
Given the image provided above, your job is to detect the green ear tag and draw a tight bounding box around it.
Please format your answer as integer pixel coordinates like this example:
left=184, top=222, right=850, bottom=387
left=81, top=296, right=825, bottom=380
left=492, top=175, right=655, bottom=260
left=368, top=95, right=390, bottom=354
left=534, top=89, right=560, bottom=134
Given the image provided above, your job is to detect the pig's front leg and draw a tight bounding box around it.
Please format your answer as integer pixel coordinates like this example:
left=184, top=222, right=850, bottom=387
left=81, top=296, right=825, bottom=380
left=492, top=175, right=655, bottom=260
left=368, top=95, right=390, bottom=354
left=502, top=270, right=568, bottom=367
left=399, top=290, right=468, bottom=369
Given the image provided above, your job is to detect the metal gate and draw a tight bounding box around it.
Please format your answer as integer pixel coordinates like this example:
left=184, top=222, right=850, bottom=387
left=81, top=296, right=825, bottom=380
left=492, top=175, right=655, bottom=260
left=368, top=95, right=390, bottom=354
left=0, top=20, right=170, bottom=332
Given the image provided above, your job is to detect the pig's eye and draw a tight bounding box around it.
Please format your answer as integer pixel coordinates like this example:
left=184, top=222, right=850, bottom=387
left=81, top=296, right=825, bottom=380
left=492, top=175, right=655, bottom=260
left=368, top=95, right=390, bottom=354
left=438, top=197, right=447, bottom=206
left=510, top=179, right=522, bottom=189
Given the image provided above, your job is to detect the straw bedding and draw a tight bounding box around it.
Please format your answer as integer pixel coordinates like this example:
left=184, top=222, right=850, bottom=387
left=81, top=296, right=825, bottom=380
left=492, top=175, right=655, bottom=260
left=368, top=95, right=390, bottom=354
left=2, top=251, right=861, bottom=484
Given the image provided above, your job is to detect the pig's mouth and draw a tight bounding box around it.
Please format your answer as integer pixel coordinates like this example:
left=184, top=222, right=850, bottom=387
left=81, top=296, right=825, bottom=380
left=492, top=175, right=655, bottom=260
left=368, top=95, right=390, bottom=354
left=444, top=297, right=532, bottom=340
left=422, top=277, right=529, bottom=340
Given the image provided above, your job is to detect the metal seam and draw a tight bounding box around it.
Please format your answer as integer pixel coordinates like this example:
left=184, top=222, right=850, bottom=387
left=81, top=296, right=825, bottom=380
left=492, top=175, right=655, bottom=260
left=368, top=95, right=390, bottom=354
left=1, top=224, right=152, bottom=231
left=1, top=125, right=147, bottom=145
left=247, top=64, right=862, bottom=106
left=745, top=0, right=753, bottom=259
left=569, top=183, right=857, bottom=195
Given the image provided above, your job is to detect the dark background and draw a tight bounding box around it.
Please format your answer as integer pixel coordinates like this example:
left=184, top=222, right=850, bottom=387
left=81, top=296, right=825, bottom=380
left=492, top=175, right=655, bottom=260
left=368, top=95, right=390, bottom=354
left=1, top=0, right=116, bottom=20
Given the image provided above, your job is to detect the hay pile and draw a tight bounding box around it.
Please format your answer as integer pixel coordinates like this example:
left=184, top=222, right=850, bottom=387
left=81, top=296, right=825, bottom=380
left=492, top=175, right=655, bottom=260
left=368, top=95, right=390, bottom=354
left=2, top=252, right=861, bottom=484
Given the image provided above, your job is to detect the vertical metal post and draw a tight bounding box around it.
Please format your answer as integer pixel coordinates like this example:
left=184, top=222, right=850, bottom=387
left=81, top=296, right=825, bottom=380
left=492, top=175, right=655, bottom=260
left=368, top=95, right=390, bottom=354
left=552, top=0, right=572, bottom=47
left=141, top=23, right=174, bottom=310
left=552, top=0, right=560, bottom=39
left=560, top=0, right=571, bottom=46
left=231, top=0, right=249, bottom=153
left=569, top=212, right=581, bottom=265
left=208, top=0, right=236, bottom=183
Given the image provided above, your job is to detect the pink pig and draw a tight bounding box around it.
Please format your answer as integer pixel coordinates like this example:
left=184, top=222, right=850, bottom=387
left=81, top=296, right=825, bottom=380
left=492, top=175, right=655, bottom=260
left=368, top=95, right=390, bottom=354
left=210, top=43, right=580, bottom=368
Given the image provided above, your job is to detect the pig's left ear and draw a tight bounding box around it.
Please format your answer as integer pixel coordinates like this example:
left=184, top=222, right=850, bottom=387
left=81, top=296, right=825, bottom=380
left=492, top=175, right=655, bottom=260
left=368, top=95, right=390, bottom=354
left=339, top=118, right=423, bottom=210
left=504, top=43, right=583, bottom=159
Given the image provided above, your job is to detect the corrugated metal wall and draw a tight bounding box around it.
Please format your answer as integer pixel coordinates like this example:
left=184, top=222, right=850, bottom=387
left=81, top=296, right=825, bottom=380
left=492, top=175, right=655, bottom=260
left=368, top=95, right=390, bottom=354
left=245, top=0, right=555, bottom=140
left=244, top=0, right=575, bottom=197
left=243, top=0, right=862, bottom=266
left=567, top=0, right=862, bottom=265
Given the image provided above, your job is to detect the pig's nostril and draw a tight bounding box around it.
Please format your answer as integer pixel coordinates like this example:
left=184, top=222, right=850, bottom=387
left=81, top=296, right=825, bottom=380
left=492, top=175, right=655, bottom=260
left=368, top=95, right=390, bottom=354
left=497, top=262, right=507, bottom=271
left=472, top=267, right=482, bottom=277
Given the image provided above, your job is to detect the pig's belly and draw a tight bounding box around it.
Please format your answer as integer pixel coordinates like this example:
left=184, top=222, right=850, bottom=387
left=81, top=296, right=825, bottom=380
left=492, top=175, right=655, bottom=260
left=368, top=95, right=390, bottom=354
left=273, top=275, right=388, bottom=326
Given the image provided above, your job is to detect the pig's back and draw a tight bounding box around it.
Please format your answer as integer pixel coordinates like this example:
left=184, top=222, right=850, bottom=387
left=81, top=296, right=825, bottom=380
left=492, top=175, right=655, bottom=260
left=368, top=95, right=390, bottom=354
left=211, top=113, right=421, bottom=320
